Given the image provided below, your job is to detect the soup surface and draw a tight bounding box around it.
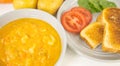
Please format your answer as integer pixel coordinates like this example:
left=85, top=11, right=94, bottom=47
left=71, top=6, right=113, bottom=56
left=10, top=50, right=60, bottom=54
left=0, top=18, right=61, bottom=66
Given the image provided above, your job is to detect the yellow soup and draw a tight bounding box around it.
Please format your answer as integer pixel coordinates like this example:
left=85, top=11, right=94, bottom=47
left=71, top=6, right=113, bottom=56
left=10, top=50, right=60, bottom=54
left=0, top=18, right=61, bottom=66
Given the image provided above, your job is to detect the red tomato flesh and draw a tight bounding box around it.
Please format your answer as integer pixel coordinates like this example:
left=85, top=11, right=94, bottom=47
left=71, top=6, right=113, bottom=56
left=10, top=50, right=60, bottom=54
left=61, top=11, right=86, bottom=33
left=71, top=7, right=92, bottom=24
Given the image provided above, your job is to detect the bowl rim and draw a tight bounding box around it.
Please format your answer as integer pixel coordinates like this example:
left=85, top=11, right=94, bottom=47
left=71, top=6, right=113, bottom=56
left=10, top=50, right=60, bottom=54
left=0, top=9, right=67, bottom=66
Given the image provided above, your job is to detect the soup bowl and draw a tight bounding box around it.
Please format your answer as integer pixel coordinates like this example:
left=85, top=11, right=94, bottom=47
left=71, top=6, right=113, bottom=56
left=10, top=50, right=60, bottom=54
left=0, top=9, right=67, bottom=66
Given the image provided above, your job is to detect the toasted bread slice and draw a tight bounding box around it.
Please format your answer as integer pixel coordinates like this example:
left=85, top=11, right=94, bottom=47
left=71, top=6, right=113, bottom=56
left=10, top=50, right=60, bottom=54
left=96, top=13, right=103, bottom=22
left=80, top=22, right=104, bottom=49
left=102, top=8, right=120, bottom=53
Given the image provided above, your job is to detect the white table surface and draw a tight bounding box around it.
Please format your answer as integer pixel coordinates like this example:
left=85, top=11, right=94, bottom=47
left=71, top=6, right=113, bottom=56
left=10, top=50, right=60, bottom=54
left=0, top=4, right=120, bottom=66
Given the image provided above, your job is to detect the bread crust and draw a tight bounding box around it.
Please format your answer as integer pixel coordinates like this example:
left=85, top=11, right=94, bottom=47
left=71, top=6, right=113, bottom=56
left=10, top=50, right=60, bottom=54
left=80, top=22, right=104, bottom=49
left=80, top=8, right=120, bottom=53
left=102, top=8, right=120, bottom=53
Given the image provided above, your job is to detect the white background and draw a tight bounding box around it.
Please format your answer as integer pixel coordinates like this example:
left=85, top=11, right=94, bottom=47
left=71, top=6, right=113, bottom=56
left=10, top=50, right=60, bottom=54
left=0, top=4, right=120, bottom=66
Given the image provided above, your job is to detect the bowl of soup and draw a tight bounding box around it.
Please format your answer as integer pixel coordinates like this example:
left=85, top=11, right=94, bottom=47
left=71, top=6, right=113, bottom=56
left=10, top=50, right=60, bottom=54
left=0, top=9, right=67, bottom=66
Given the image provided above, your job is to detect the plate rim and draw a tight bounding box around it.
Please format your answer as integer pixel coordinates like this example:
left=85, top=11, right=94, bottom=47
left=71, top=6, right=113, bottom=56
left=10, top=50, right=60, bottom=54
left=56, top=0, right=120, bottom=62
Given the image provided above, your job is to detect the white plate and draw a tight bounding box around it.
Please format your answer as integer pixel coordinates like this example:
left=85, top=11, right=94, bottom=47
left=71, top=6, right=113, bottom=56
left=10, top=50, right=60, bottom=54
left=57, top=0, right=120, bottom=61
left=0, top=9, right=67, bottom=66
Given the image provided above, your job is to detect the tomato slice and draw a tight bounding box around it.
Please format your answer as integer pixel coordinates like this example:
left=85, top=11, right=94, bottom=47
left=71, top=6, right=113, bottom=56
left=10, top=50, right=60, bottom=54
left=71, top=7, right=92, bottom=24
left=61, top=11, right=87, bottom=33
